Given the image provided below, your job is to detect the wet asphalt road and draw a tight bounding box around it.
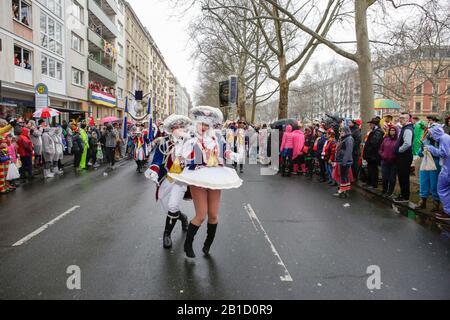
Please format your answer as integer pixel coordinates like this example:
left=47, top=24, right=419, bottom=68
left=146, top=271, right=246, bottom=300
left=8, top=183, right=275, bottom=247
left=0, top=160, right=449, bottom=300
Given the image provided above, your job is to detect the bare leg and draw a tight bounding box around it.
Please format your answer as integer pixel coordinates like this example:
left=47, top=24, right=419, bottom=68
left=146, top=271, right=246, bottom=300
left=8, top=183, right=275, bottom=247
left=190, top=186, right=208, bottom=226
left=207, top=189, right=221, bottom=224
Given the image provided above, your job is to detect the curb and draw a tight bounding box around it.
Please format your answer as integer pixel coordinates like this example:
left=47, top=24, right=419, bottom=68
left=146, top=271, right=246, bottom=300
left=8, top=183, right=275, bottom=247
left=353, top=183, right=449, bottom=230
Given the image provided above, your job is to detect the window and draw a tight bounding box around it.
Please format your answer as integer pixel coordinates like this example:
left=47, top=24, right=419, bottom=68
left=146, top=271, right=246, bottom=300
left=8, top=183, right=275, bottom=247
left=71, top=68, right=83, bottom=86
left=71, top=1, right=84, bottom=23
left=432, top=103, right=438, bottom=112
left=118, top=21, right=123, bottom=35
left=40, top=13, right=63, bottom=55
left=38, top=0, right=63, bottom=18
left=118, top=44, right=123, bottom=57
left=14, top=45, right=32, bottom=70
left=71, top=32, right=83, bottom=53
left=12, top=0, right=31, bottom=26
left=446, top=102, right=450, bottom=111
left=117, top=88, right=123, bottom=99
left=118, top=0, right=124, bottom=13
left=118, top=65, right=123, bottom=78
left=415, top=84, right=422, bottom=95
left=415, top=102, right=421, bottom=112
left=96, top=106, right=101, bottom=119
left=41, top=55, right=63, bottom=80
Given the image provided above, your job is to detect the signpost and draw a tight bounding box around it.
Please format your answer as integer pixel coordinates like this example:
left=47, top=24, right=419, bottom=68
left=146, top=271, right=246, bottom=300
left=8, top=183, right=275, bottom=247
left=35, top=83, right=49, bottom=110
left=229, top=75, right=237, bottom=107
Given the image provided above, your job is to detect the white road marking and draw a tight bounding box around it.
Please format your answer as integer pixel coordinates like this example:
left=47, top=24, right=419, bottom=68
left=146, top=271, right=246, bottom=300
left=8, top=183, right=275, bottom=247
left=12, top=206, right=81, bottom=247
left=243, top=203, right=293, bottom=282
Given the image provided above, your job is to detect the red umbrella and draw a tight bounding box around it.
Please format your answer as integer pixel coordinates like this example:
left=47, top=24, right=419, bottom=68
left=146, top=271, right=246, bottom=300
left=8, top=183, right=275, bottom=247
left=33, top=107, right=60, bottom=119
left=100, top=116, right=119, bottom=124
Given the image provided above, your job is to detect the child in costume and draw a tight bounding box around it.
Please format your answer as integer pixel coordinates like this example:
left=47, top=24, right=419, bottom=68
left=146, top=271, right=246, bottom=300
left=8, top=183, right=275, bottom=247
left=168, top=106, right=243, bottom=258
left=145, top=114, right=192, bottom=249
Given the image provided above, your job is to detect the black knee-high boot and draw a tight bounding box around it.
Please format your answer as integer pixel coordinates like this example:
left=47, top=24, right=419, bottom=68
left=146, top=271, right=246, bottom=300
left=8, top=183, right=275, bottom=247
left=184, top=223, right=200, bottom=258
left=179, top=213, right=189, bottom=232
left=202, top=223, right=218, bottom=255
left=163, top=212, right=180, bottom=249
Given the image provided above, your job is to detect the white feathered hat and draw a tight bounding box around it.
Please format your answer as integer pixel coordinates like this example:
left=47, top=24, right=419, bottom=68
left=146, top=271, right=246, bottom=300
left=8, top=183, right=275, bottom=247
left=163, top=114, right=192, bottom=134
left=189, top=106, right=223, bottom=126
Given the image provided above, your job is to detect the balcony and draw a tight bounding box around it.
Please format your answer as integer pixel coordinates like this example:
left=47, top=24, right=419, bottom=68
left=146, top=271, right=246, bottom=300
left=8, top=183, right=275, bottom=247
left=88, top=0, right=118, bottom=38
left=14, top=66, right=32, bottom=85
left=88, top=58, right=117, bottom=84
left=88, top=28, right=103, bottom=50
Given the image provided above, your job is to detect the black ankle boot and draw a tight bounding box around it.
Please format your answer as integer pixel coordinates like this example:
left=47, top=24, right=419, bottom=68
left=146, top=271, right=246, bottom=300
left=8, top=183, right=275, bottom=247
left=202, top=223, right=218, bottom=256
left=179, top=212, right=189, bottom=232
left=163, top=212, right=179, bottom=249
left=184, top=223, right=200, bottom=258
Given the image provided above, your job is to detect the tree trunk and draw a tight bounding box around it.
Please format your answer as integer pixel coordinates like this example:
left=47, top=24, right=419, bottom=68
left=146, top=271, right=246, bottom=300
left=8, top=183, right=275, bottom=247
left=355, top=0, right=374, bottom=135
left=278, top=56, right=289, bottom=119
left=238, top=77, right=247, bottom=120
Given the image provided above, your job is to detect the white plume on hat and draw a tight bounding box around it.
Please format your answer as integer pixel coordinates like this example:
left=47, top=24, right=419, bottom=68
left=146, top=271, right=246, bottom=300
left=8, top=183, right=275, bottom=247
left=189, top=106, right=223, bottom=126
left=163, top=114, right=192, bottom=133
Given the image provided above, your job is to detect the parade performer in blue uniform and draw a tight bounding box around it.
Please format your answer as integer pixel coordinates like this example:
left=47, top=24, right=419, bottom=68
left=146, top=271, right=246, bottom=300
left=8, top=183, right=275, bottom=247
left=145, top=114, right=193, bottom=249
left=168, top=106, right=243, bottom=258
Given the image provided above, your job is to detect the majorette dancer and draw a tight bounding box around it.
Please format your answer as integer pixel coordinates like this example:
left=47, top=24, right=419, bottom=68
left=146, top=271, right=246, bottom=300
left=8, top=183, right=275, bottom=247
left=168, top=106, right=243, bottom=258
left=145, top=114, right=192, bottom=249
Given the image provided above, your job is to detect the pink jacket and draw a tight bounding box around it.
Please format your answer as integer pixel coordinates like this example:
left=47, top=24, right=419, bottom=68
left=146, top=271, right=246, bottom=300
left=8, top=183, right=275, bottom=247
left=280, top=125, right=295, bottom=151
left=292, top=129, right=305, bottom=160
left=7, top=144, right=17, bottom=163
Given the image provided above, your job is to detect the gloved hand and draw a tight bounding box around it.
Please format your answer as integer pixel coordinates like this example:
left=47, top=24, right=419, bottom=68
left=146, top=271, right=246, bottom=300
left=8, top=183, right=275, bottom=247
left=144, top=168, right=159, bottom=185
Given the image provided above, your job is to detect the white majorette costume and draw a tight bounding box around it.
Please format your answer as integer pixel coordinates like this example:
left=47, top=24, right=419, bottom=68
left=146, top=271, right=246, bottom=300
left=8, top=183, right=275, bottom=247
left=145, top=114, right=192, bottom=249
left=168, top=109, right=243, bottom=190
left=167, top=106, right=243, bottom=258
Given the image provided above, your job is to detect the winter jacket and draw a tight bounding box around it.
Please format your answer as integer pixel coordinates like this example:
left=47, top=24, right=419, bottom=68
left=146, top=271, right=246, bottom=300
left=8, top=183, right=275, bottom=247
left=396, top=123, right=414, bottom=156
left=104, top=128, right=117, bottom=148
left=350, top=126, right=362, bottom=158
left=280, top=125, right=295, bottom=151
left=363, top=126, right=384, bottom=163
left=6, top=144, right=17, bottom=163
left=72, top=133, right=84, bottom=154
left=336, top=127, right=354, bottom=166
left=314, top=135, right=327, bottom=158
left=322, top=138, right=337, bottom=162
left=303, top=133, right=315, bottom=157
left=30, top=127, right=43, bottom=155
left=292, top=129, right=305, bottom=160
left=413, top=121, right=426, bottom=156
left=17, top=128, right=33, bottom=157
left=379, top=126, right=399, bottom=164
left=42, top=128, right=55, bottom=162
left=51, top=128, right=64, bottom=161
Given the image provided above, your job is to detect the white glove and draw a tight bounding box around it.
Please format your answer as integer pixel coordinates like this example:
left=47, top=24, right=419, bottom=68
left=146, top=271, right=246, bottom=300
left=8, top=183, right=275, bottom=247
left=144, top=168, right=159, bottom=185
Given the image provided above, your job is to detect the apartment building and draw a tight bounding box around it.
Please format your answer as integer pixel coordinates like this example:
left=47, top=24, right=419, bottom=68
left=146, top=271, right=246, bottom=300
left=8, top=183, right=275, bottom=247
left=0, top=0, right=186, bottom=123
left=174, top=78, right=191, bottom=117
left=125, top=1, right=150, bottom=113
left=86, top=0, right=119, bottom=121
left=382, top=48, right=450, bottom=116
left=65, top=0, right=89, bottom=122
left=0, top=0, right=71, bottom=120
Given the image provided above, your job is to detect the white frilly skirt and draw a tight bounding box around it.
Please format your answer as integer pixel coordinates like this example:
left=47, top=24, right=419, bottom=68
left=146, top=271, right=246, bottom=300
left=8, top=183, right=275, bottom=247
left=168, top=166, right=243, bottom=190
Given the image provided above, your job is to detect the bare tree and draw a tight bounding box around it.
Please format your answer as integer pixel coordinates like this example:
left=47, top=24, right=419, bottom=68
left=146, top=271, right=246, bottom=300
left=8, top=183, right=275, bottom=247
left=374, top=3, right=450, bottom=114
